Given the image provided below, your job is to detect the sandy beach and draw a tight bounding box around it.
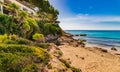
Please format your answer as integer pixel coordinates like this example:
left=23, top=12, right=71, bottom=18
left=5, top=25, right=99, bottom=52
left=59, top=44, right=120, bottom=72
left=57, top=35, right=120, bottom=72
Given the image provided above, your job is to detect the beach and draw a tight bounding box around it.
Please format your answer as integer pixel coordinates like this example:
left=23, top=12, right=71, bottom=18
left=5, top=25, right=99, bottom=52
left=57, top=34, right=120, bottom=72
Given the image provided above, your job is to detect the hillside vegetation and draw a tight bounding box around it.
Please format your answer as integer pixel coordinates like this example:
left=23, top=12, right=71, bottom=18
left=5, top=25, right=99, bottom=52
left=0, top=0, right=82, bottom=72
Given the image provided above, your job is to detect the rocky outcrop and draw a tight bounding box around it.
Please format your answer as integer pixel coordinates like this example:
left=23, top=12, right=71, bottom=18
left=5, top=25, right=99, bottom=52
left=111, top=47, right=117, bottom=51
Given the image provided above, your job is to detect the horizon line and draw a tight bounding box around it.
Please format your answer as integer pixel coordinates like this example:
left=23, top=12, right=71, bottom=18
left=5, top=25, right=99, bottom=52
left=64, top=29, right=120, bottom=31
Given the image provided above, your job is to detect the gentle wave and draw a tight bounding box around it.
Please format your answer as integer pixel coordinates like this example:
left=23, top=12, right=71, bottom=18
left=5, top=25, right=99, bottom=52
left=66, top=30, right=120, bottom=48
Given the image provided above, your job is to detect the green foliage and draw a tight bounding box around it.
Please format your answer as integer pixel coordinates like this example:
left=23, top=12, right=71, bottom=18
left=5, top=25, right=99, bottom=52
left=0, top=34, right=7, bottom=43
left=71, top=66, right=81, bottom=72
left=0, top=25, right=5, bottom=34
left=24, top=18, right=40, bottom=39
left=0, top=14, right=10, bottom=26
left=22, top=64, right=37, bottom=72
left=32, top=33, right=43, bottom=41
left=16, top=38, right=31, bottom=45
left=59, top=59, right=71, bottom=68
left=35, top=43, right=50, bottom=49
left=0, top=1, right=62, bottom=39
left=0, top=44, right=51, bottom=72
left=3, top=39, right=17, bottom=44
left=0, top=14, right=19, bottom=34
left=8, top=3, right=20, bottom=11
left=32, top=33, right=45, bottom=42
left=47, top=63, right=53, bottom=69
left=18, top=10, right=28, bottom=19
left=23, top=22, right=31, bottom=32
left=0, top=1, right=65, bottom=71
left=39, top=23, right=62, bottom=36
left=8, top=3, right=20, bottom=17
left=59, top=58, right=81, bottom=72
left=22, top=0, right=59, bottom=21
left=1, top=34, right=32, bottom=45
left=58, top=51, right=63, bottom=57
left=37, top=20, right=45, bottom=33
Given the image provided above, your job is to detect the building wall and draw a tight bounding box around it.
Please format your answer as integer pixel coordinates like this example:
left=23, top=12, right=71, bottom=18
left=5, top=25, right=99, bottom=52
left=0, top=0, right=4, bottom=14
left=0, top=0, right=36, bottom=15
left=9, top=0, right=36, bottom=15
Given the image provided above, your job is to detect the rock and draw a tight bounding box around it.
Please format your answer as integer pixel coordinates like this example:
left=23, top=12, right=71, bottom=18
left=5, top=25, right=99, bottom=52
left=111, top=47, right=117, bottom=51
left=76, top=55, right=78, bottom=57
left=115, top=53, right=120, bottom=55
left=64, top=33, right=73, bottom=37
left=74, top=34, right=87, bottom=36
left=75, top=34, right=79, bottom=36
left=80, top=34, right=87, bottom=36
left=101, top=49, right=108, bottom=53
left=80, top=57, right=85, bottom=60
left=93, top=47, right=108, bottom=53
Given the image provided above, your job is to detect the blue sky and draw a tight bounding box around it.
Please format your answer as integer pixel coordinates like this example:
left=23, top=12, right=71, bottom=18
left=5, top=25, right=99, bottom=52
left=49, top=0, right=120, bottom=30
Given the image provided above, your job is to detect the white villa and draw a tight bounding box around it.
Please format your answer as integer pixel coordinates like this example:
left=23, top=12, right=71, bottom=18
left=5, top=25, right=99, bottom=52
left=0, top=0, right=36, bottom=15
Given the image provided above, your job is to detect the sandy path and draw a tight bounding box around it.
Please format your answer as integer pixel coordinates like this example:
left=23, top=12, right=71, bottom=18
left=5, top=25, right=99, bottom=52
left=59, top=45, right=120, bottom=72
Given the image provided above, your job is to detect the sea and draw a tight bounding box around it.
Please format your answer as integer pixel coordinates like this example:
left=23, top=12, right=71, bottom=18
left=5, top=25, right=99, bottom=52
left=65, top=30, right=120, bottom=50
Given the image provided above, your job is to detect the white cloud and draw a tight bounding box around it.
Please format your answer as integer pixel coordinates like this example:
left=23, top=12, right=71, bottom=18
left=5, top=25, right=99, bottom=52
left=59, top=14, right=120, bottom=30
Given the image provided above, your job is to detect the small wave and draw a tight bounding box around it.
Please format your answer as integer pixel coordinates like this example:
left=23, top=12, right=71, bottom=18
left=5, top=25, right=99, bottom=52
left=85, top=36, right=120, bottom=40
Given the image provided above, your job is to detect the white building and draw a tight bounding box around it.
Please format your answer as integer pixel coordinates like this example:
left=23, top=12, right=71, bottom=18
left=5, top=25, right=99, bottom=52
left=0, top=0, right=36, bottom=15
left=0, top=0, right=4, bottom=14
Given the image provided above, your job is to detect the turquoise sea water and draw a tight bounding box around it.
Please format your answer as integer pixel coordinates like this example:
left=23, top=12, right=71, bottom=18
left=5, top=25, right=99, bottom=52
left=65, top=30, right=120, bottom=49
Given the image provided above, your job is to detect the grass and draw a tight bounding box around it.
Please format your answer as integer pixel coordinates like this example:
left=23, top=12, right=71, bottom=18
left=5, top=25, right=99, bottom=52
left=59, top=58, right=81, bottom=72
left=58, top=50, right=63, bottom=57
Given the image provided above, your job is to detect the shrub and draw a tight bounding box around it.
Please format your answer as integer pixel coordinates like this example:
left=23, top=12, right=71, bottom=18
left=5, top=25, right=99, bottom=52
left=71, top=66, right=81, bottom=72
left=35, top=43, right=50, bottom=49
left=0, top=14, right=18, bottom=34
left=3, top=39, right=16, bottom=44
left=0, top=44, right=51, bottom=72
left=16, top=38, right=31, bottom=45
left=47, top=63, right=53, bottom=69
left=44, top=23, right=62, bottom=36
left=0, top=34, right=8, bottom=43
left=22, top=64, right=37, bottom=72
left=0, top=25, right=6, bottom=34
left=9, top=34, right=18, bottom=40
left=32, top=33, right=45, bottom=43
left=59, top=58, right=81, bottom=72
left=58, top=50, right=63, bottom=57
left=59, top=58, right=70, bottom=68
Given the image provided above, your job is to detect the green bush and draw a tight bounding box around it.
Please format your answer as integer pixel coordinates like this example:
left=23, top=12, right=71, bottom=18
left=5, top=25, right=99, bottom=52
left=59, top=58, right=81, bottom=72
left=0, top=14, right=19, bottom=34
left=0, top=25, right=6, bottom=34
left=32, top=33, right=45, bottom=43
left=59, top=59, right=70, bottom=68
left=58, top=51, right=63, bottom=57
left=35, top=43, right=50, bottom=49
left=0, top=44, right=51, bottom=72
left=16, top=38, right=31, bottom=45
left=3, top=39, right=17, bottom=44
left=71, top=66, right=81, bottom=72
left=44, top=23, right=62, bottom=35
left=0, top=34, right=8, bottom=43
left=47, top=63, right=53, bottom=69
left=22, top=64, right=37, bottom=72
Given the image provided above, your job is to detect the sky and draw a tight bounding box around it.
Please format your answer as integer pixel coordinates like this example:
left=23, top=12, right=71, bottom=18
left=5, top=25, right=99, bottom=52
left=49, top=0, right=120, bottom=30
